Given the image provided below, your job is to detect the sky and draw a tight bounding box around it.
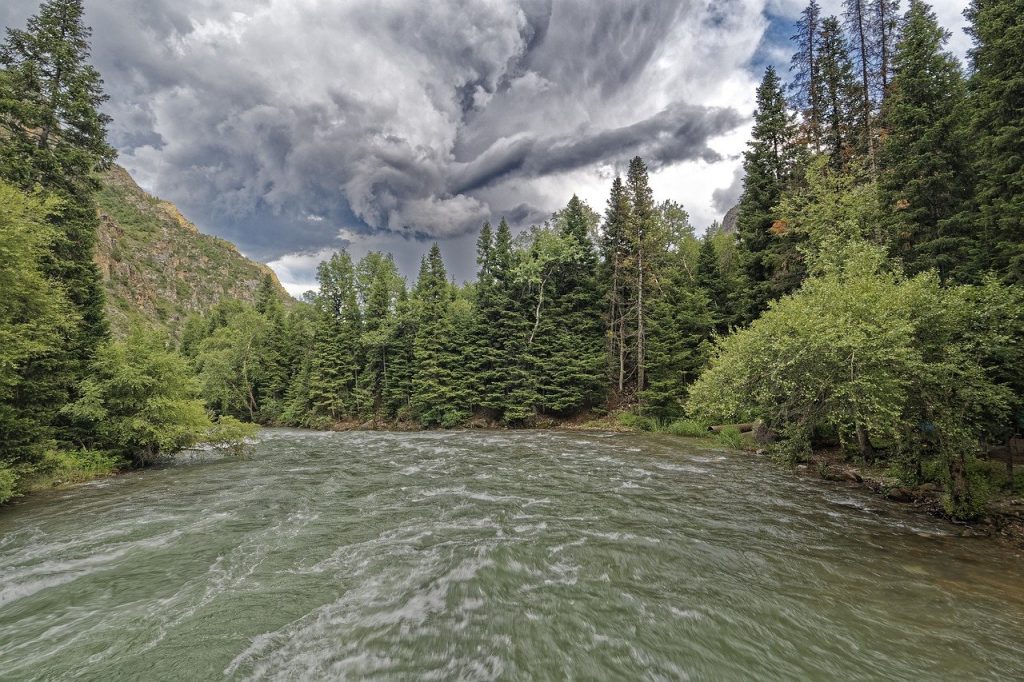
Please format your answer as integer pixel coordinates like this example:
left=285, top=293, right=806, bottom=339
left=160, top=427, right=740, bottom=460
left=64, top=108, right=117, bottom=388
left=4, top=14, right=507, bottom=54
left=2, top=0, right=971, bottom=295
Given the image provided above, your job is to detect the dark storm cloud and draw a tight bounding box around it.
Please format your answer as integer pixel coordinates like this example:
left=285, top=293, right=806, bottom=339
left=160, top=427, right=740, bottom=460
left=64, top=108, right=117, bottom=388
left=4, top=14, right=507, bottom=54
left=452, top=104, right=743, bottom=195
left=3, top=0, right=751, bottom=265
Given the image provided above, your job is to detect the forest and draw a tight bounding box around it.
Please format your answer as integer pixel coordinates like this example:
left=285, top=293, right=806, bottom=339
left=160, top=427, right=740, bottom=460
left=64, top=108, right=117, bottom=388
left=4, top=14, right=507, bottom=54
left=1, top=0, right=1022, bottom=519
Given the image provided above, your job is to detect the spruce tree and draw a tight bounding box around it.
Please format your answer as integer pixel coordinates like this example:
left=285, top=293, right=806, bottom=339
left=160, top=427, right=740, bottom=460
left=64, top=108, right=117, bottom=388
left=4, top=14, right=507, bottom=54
left=818, top=16, right=861, bottom=170
left=411, top=245, right=471, bottom=425
left=0, top=0, right=114, bottom=368
left=872, top=0, right=902, bottom=98
left=878, top=0, right=971, bottom=281
left=488, top=220, right=535, bottom=423
left=307, top=252, right=362, bottom=422
left=964, top=0, right=1024, bottom=283
left=844, top=0, right=877, bottom=155
left=1, top=0, right=114, bottom=441
left=790, top=1, right=824, bottom=149
left=625, top=156, right=657, bottom=396
left=529, top=197, right=606, bottom=415
left=696, top=235, right=732, bottom=333
left=601, top=176, right=632, bottom=399
left=735, top=66, right=797, bottom=319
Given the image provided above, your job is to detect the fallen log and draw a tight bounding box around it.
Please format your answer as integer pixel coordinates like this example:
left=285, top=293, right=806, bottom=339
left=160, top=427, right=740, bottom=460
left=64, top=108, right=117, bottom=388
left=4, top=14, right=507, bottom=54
left=708, top=423, right=756, bottom=434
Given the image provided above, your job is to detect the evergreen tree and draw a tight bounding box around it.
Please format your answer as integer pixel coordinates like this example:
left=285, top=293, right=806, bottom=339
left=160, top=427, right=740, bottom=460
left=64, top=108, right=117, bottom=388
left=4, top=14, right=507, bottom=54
left=964, top=0, right=1024, bottom=283
left=625, top=156, right=657, bottom=396
left=735, top=66, right=798, bottom=318
left=382, top=286, right=417, bottom=420
left=696, top=234, right=732, bottom=333
left=357, top=253, right=402, bottom=417
left=307, top=252, right=362, bottom=423
left=486, top=220, right=535, bottom=423
left=878, top=0, right=971, bottom=281
left=872, top=0, right=902, bottom=98
left=0, top=0, right=115, bottom=372
left=411, top=245, right=471, bottom=426
left=1, top=0, right=115, bottom=446
left=642, top=260, right=716, bottom=420
left=818, top=16, right=861, bottom=170
left=601, top=175, right=632, bottom=399
left=254, top=273, right=291, bottom=419
left=528, top=197, right=606, bottom=415
left=0, top=182, right=72, bottom=465
left=791, top=1, right=824, bottom=148
left=844, top=0, right=877, bottom=155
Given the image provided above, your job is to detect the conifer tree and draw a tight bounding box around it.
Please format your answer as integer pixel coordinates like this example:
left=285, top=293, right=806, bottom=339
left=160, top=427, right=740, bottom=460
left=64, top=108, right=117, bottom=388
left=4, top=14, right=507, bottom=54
left=736, top=66, right=798, bottom=318
left=1, top=0, right=114, bottom=436
left=601, top=176, right=632, bottom=398
left=696, top=235, right=732, bottom=333
left=844, top=0, right=876, bottom=154
left=411, top=245, right=471, bottom=425
left=625, top=156, right=657, bottom=396
left=791, top=1, right=824, bottom=148
left=872, top=0, right=902, bottom=97
left=0, top=0, right=114, bottom=363
left=878, top=0, right=971, bottom=281
left=964, top=0, right=1024, bottom=283
left=307, top=252, right=362, bottom=422
left=818, top=16, right=861, bottom=170
left=487, top=220, right=535, bottom=423
left=642, top=261, right=716, bottom=420
left=528, top=197, right=606, bottom=414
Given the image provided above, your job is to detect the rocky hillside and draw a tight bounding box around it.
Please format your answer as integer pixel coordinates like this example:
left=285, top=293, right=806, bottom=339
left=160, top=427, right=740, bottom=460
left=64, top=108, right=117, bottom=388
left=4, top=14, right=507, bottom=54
left=93, top=165, right=289, bottom=337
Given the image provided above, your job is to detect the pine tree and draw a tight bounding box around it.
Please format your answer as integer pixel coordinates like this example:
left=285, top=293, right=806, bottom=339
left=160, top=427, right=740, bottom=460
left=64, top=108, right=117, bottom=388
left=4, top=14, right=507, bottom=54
left=307, top=252, right=362, bottom=423
left=601, top=176, right=632, bottom=399
left=0, top=0, right=114, bottom=351
left=411, top=245, right=471, bottom=426
left=844, top=0, right=876, bottom=154
left=0, top=0, right=115, bottom=431
left=872, top=0, right=902, bottom=98
left=736, top=66, right=798, bottom=318
left=528, top=197, right=606, bottom=414
left=964, top=0, right=1024, bottom=283
left=791, top=1, right=824, bottom=148
left=625, top=156, right=657, bottom=396
left=696, top=235, right=732, bottom=333
left=878, top=0, right=971, bottom=281
left=818, top=16, right=861, bottom=170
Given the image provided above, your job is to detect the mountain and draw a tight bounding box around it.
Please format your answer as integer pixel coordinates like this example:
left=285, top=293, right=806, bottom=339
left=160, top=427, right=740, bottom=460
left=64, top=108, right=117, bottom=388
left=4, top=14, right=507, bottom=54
left=93, top=165, right=290, bottom=337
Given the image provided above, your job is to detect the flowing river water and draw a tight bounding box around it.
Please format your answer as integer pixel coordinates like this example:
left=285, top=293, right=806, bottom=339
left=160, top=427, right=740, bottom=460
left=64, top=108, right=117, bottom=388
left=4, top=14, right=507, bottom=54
left=1, top=429, right=1022, bottom=680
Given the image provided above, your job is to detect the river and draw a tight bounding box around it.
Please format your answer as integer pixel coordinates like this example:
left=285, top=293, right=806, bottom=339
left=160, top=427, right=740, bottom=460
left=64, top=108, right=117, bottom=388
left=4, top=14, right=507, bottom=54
left=1, top=429, right=1022, bottom=680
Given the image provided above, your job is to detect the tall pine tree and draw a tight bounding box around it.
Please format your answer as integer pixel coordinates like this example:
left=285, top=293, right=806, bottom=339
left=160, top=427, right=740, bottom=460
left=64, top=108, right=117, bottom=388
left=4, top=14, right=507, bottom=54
left=964, top=0, right=1024, bottom=283
left=878, top=0, right=971, bottom=281
left=736, top=66, right=798, bottom=319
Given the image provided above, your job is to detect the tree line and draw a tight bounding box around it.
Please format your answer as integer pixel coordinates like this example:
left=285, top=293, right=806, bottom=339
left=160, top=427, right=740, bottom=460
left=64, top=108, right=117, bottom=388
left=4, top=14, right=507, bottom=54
left=2, top=0, right=1022, bottom=517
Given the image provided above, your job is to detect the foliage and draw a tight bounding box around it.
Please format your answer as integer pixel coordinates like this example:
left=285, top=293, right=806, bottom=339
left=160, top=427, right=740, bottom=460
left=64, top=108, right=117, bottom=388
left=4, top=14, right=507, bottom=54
left=715, top=427, right=746, bottom=450
left=687, top=241, right=1016, bottom=517
left=665, top=420, right=708, bottom=437
left=62, top=333, right=215, bottom=465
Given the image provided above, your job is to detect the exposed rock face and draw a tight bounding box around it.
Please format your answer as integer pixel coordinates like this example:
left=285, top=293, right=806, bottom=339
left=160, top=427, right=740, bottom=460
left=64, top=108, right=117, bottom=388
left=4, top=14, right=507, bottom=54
left=721, top=205, right=739, bottom=234
left=93, top=165, right=290, bottom=338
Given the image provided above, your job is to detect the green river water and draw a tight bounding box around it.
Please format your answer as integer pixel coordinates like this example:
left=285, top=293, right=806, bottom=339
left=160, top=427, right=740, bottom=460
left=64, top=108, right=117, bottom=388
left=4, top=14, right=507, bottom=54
left=1, top=429, right=1022, bottom=680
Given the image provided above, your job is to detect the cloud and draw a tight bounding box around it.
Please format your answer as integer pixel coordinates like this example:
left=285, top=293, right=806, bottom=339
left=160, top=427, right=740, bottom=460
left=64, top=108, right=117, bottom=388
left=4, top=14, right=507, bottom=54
left=1, top=0, right=972, bottom=283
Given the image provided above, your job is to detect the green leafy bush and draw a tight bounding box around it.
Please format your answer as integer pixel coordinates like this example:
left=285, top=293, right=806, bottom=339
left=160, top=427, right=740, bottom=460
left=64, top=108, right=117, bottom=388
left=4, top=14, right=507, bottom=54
left=0, top=464, right=19, bottom=504
left=617, top=412, right=656, bottom=432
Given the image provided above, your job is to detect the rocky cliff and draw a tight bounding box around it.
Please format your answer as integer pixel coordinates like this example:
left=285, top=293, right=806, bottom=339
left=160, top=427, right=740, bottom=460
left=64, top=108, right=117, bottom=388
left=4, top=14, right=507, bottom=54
left=93, top=165, right=289, bottom=337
